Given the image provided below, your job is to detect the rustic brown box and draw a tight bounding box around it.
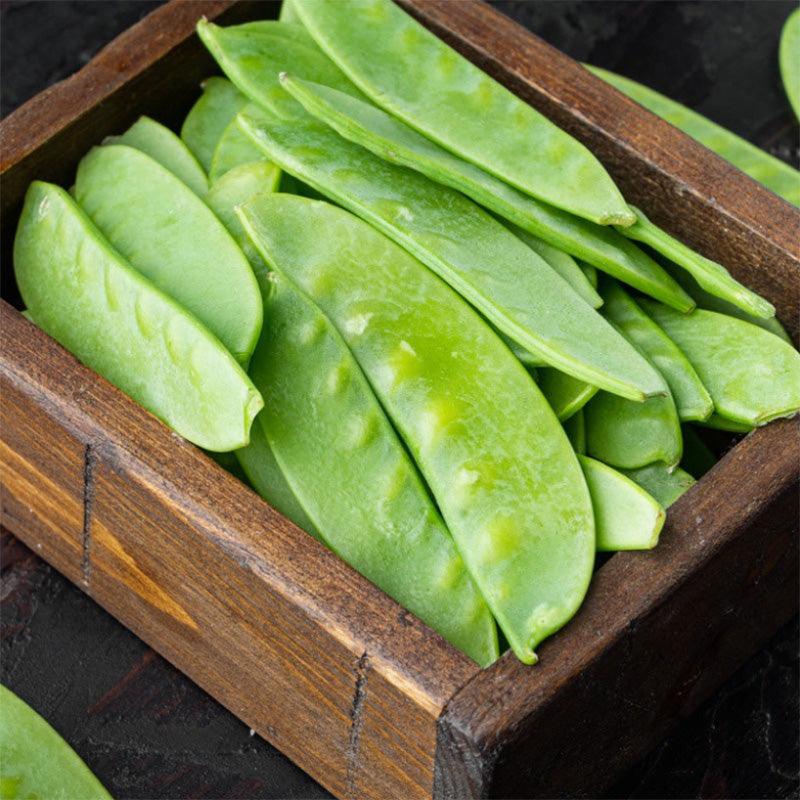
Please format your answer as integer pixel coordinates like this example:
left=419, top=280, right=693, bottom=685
left=1, top=2, right=798, bottom=798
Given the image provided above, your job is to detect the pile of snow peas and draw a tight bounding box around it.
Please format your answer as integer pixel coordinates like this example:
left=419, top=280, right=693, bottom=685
left=13, top=0, right=800, bottom=666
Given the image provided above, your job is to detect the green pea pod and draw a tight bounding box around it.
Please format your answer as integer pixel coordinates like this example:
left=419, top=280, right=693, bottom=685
left=239, top=113, right=665, bottom=402
left=587, top=65, right=800, bottom=207
left=681, top=426, right=717, bottom=478
left=181, top=77, right=250, bottom=172
left=74, top=144, right=262, bottom=363
left=14, top=183, right=262, bottom=451
left=579, top=455, right=665, bottom=551
left=248, top=271, right=499, bottom=666
left=601, top=280, right=713, bottom=421
left=279, top=74, right=692, bottom=311
left=538, top=368, right=598, bottom=421
left=279, top=0, right=300, bottom=23
left=620, top=207, right=774, bottom=319
left=239, top=193, right=595, bottom=664
left=621, top=464, right=696, bottom=508
left=781, top=9, right=800, bottom=120
left=641, top=303, right=800, bottom=426
left=564, top=409, right=586, bottom=454
left=109, top=115, right=209, bottom=196
left=0, top=685, right=112, bottom=800
left=581, top=262, right=599, bottom=289
left=209, top=113, right=274, bottom=183
left=293, top=0, right=634, bottom=226
left=697, top=413, right=755, bottom=434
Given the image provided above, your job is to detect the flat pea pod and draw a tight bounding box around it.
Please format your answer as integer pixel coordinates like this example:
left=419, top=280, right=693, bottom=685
left=247, top=271, right=499, bottom=666
left=564, top=409, right=586, bottom=454
left=697, top=413, right=755, bottom=434
left=538, top=368, right=598, bottom=421
left=239, top=113, right=665, bottom=402
left=110, top=115, right=208, bottom=196
left=601, top=280, right=713, bottom=421
left=279, top=0, right=300, bottom=23
left=641, top=302, right=800, bottom=426
left=293, top=0, right=634, bottom=226
left=781, top=9, right=800, bottom=120
left=14, top=182, right=262, bottom=451
left=209, top=113, right=275, bottom=183
left=587, top=65, right=800, bottom=207
left=579, top=455, right=665, bottom=551
left=620, top=207, right=774, bottom=319
left=181, top=76, right=250, bottom=172
left=239, top=193, right=595, bottom=664
left=280, top=74, right=692, bottom=311
left=0, top=684, right=112, bottom=800
left=621, top=463, right=696, bottom=508
left=74, top=144, right=262, bottom=363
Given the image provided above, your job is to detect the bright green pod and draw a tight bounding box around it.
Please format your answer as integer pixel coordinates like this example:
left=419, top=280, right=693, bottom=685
left=621, top=464, right=696, bottom=508
left=538, top=368, right=598, bottom=421
left=181, top=76, right=250, bottom=172
left=781, top=9, right=800, bottom=120
left=579, top=455, right=665, bottom=551
left=293, top=0, right=634, bottom=226
left=587, top=65, right=800, bottom=207
left=110, top=115, right=209, bottom=196
left=14, top=182, right=262, bottom=451
left=239, top=193, right=595, bottom=664
left=601, top=280, right=713, bottom=421
left=74, top=144, right=262, bottom=362
left=280, top=74, right=692, bottom=311
left=564, top=409, right=586, bottom=454
left=209, top=113, right=275, bottom=183
left=248, top=271, right=499, bottom=666
left=581, top=262, right=599, bottom=289
left=279, top=0, right=300, bottom=22
left=642, top=303, right=800, bottom=427
left=0, top=685, right=112, bottom=800
left=698, top=413, right=756, bottom=434
left=239, top=113, right=665, bottom=402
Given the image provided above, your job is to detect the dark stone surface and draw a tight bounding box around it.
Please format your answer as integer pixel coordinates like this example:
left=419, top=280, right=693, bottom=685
left=1, top=2, right=798, bottom=798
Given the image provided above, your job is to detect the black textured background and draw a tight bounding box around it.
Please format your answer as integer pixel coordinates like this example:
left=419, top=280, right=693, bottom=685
left=1, top=2, right=798, bottom=798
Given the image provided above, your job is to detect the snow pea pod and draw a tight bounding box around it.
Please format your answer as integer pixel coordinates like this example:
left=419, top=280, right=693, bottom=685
left=0, top=684, right=112, bottom=800
left=698, top=414, right=755, bottom=433
left=280, top=74, right=692, bottom=311
left=780, top=9, right=800, bottom=120
left=74, top=144, right=262, bottom=362
left=248, top=271, right=499, bottom=666
left=621, top=464, right=696, bottom=508
left=564, top=409, right=586, bottom=454
left=239, top=193, right=595, bottom=664
left=181, top=76, right=250, bottom=172
left=209, top=114, right=274, bottom=183
left=538, top=368, right=598, bottom=421
left=293, top=0, right=634, bottom=226
left=579, top=455, right=665, bottom=551
left=111, top=115, right=208, bottom=196
left=239, top=113, right=665, bottom=401
left=14, top=183, right=262, bottom=451
left=587, top=65, right=800, bottom=207
left=581, top=262, right=599, bottom=289
left=601, top=280, right=713, bottom=421
left=279, top=0, right=300, bottom=23
left=641, top=303, right=800, bottom=426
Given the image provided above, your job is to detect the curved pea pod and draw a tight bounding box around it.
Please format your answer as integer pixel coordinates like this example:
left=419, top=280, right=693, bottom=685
left=601, top=280, right=713, bottom=421
left=641, top=302, right=800, bottom=426
left=279, top=0, right=300, bottom=23
left=248, top=272, right=499, bottom=666
left=74, top=144, right=262, bottom=363
left=581, top=262, right=599, bottom=289
left=781, top=9, right=800, bottom=120
left=181, top=76, right=250, bottom=172
left=110, top=115, right=209, bottom=196
left=239, top=114, right=665, bottom=402
left=621, top=464, right=696, bottom=508
left=579, top=456, right=665, bottom=551
left=293, top=0, right=633, bottom=226
left=698, top=413, right=755, bottom=434
left=239, top=193, right=596, bottom=664
left=280, top=74, right=692, bottom=311
left=564, top=409, right=586, bottom=454
left=538, top=368, right=598, bottom=421
left=0, top=685, right=112, bottom=800
left=14, top=183, right=262, bottom=451
left=587, top=65, right=800, bottom=207
left=620, top=207, right=774, bottom=319
left=209, top=113, right=275, bottom=183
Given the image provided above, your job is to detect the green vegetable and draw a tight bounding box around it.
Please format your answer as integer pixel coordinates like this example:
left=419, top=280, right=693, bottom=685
left=0, top=684, right=112, bottom=800
left=246, top=270, right=499, bottom=665
left=239, top=193, right=595, bottom=664
left=642, top=303, right=800, bottom=427
left=581, top=262, right=599, bottom=289
left=538, top=368, right=598, bottom=421
left=780, top=9, right=800, bottom=120
left=564, top=409, right=586, bottom=454
left=579, top=455, right=665, bottom=551
left=621, top=463, right=696, bottom=508
left=209, top=114, right=273, bottom=183
left=698, top=413, right=755, bottom=434
left=74, top=144, right=262, bottom=363
left=240, top=113, right=666, bottom=402
left=293, top=0, right=634, bottom=225
left=279, top=74, right=692, bottom=310
left=14, top=182, right=261, bottom=451
left=587, top=65, right=800, bottom=207
left=279, top=0, right=300, bottom=23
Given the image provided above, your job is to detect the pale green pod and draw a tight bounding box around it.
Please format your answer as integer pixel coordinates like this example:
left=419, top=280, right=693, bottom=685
left=279, top=0, right=301, bottom=23
left=14, top=182, right=262, bottom=451
left=698, top=414, right=755, bottom=434
left=74, top=144, right=262, bottom=362
left=209, top=113, right=274, bottom=183
left=239, top=193, right=596, bottom=664
left=279, top=74, right=693, bottom=311
left=621, top=464, right=696, bottom=508
left=248, top=271, right=499, bottom=666
left=579, top=455, right=665, bottom=551
left=564, top=409, right=586, bottom=454
left=581, top=262, right=599, bottom=289
left=239, top=113, right=666, bottom=402
left=538, top=368, right=598, bottom=421
left=110, top=115, right=209, bottom=196
left=181, top=76, right=250, bottom=172
left=781, top=9, right=800, bottom=120
left=642, top=302, right=800, bottom=426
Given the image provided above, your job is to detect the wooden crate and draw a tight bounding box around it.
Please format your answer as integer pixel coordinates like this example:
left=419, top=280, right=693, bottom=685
left=1, top=2, right=797, bottom=798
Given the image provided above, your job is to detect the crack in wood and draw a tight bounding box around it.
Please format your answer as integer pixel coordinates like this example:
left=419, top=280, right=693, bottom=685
left=81, top=442, right=97, bottom=589
left=346, top=650, right=369, bottom=800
